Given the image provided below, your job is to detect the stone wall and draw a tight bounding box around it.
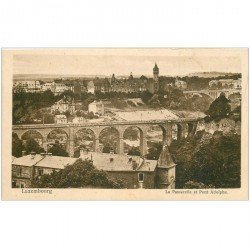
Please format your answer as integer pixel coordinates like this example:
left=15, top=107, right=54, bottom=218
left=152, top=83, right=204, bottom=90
left=107, top=171, right=155, bottom=189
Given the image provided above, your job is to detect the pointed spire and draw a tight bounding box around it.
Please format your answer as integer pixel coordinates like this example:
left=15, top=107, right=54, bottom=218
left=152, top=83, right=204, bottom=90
left=157, top=145, right=176, bottom=169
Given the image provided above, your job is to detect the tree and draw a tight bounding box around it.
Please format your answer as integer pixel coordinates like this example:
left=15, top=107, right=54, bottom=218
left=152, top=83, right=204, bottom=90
left=75, top=110, right=82, bottom=117
left=31, top=159, right=124, bottom=188
left=12, top=133, right=24, bottom=157
left=205, top=94, right=231, bottom=121
left=43, top=114, right=54, bottom=124
left=146, top=142, right=162, bottom=160
left=102, top=144, right=112, bottom=153
left=170, top=131, right=241, bottom=188
left=24, top=138, right=45, bottom=154
left=127, top=147, right=141, bottom=156
left=140, top=91, right=153, bottom=104
left=48, top=142, right=69, bottom=157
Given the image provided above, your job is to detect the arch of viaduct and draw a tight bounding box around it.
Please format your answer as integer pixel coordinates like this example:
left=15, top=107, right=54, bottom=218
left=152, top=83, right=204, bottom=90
left=184, top=89, right=241, bottom=100
left=13, top=119, right=201, bottom=157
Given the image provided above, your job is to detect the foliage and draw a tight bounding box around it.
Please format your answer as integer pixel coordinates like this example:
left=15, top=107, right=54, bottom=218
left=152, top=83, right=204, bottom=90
left=31, top=159, right=124, bottom=188
left=140, top=91, right=153, bottom=104
left=48, top=142, right=69, bottom=157
left=146, top=142, right=162, bottom=160
left=12, top=133, right=24, bottom=157
left=205, top=94, right=231, bottom=122
left=24, top=138, right=45, bottom=154
left=183, top=181, right=215, bottom=189
left=170, top=131, right=241, bottom=188
left=127, top=147, right=141, bottom=156
left=13, top=90, right=59, bottom=124
left=102, top=144, right=113, bottom=153
left=43, top=113, right=54, bottom=124
left=12, top=134, right=45, bottom=156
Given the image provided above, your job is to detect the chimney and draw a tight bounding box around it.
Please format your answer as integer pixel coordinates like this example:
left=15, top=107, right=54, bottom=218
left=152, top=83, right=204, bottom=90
left=132, top=160, right=138, bottom=170
left=22, top=150, right=26, bottom=156
left=110, top=157, right=114, bottom=163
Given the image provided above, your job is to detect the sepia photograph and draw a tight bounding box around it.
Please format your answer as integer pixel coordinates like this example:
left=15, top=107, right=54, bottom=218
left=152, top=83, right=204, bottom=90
left=2, top=48, right=248, bottom=200
left=1, top=2, right=250, bottom=250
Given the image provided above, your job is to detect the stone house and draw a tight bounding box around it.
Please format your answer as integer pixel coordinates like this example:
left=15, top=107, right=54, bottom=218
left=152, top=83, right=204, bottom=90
left=88, top=100, right=105, bottom=115
left=54, top=114, right=67, bottom=124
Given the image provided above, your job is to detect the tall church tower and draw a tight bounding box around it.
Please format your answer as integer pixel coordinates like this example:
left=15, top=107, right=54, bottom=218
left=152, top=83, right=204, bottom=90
left=153, top=63, right=159, bottom=81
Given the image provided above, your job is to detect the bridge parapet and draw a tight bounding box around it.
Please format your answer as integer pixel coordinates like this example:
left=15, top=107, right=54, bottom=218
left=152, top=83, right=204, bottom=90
left=12, top=117, right=203, bottom=130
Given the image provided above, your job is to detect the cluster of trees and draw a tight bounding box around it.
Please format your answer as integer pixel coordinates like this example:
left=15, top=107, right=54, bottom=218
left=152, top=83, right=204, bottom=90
left=204, top=93, right=241, bottom=122
left=180, top=74, right=241, bottom=90
left=140, top=88, right=212, bottom=112
left=12, top=133, right=45, bottom=157
left=13, top=90, right=63, bottom=124
left=75, top=110, right=99, bottom=119
left=48, top=141, right=69, bottom=157
left=170, top=130, right=241, bottom=188
left=31, top=159, right=124, bottom=189
left=12, top=133, right=69, bottom=157
left=169, top=94, right=241, bottom=188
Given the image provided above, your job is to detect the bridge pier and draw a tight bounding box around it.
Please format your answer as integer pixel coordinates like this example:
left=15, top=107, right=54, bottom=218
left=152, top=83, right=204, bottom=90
left=187, top=122, right=197, bottom=137
left=118, top=137, right=124, bottom=154
left=140, top=136, right=148, bottom=156
left=68, top=140, right=74, bottom=157
left=42, top=138, right=48, bottom=153
left=165, top=123, right=173, bottom=146
left=94, top=138, right=100, bottom=152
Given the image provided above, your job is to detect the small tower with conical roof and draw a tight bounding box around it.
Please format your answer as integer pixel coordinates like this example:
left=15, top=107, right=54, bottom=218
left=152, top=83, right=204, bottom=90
left=155, top=145, right=176, bottom=189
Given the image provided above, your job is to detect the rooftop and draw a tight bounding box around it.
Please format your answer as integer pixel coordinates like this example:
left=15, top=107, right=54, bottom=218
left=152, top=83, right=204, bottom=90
left=12, top=154, right=44, bottom=167
left=55, top=115, right=67, bottom=119
left=80, top=151, right=157, bottom=172
left=35, top=155, right=76, bottom=169
left=12, top=146, right=176, bottom=172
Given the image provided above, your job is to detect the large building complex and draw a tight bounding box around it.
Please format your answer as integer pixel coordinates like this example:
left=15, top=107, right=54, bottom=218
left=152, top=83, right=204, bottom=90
left=13, top=63, right=162, bottom=94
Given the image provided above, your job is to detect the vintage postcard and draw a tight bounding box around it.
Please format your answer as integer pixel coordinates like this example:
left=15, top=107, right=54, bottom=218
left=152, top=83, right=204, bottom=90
left=1, top=48, right=248, bottom=200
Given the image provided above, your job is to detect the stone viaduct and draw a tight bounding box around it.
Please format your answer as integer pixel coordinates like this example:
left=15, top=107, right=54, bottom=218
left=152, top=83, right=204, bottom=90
left=183, top=88, right=241, bottom=100
left=13, top=118, right=201, bottom=157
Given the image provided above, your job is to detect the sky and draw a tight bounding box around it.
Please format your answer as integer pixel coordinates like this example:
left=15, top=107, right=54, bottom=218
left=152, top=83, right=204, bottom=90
left=13, top=52, right=241, bottom=77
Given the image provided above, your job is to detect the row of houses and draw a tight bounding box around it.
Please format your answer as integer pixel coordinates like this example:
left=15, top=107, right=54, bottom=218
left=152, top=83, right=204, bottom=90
left=53, top=99, right=105, bottom=124
left=13, top=81, right=74, bottom=95
left=12, top=145, right=176, bottom=189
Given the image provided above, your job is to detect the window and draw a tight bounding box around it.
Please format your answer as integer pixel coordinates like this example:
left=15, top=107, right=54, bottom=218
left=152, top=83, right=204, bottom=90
left=38, top=169, right=44, bottom=176
left=138, top=173, right=144, bottom=182
left=19, top=167, right=22, bottom=177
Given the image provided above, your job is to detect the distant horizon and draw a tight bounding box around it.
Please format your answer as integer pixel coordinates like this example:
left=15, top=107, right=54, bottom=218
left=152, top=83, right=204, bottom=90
left=13, top=71, right=241, bottom=79
left=13, top=52, right=242, bottom=77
